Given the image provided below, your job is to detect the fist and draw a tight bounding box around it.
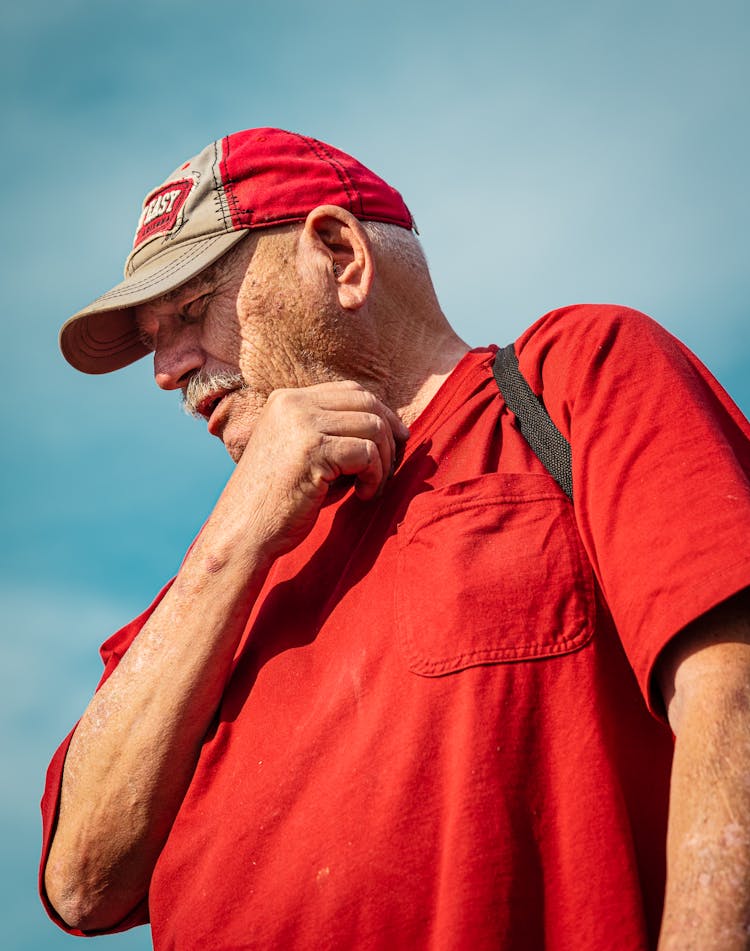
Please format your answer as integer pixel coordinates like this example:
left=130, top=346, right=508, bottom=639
left=222, top=380, right=410, bottom=559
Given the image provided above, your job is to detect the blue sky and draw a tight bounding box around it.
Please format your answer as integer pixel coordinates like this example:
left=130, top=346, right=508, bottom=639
left=2, top=1, right=748, bottom=947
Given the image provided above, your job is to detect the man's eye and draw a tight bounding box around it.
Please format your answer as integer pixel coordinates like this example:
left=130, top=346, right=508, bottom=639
left=177, top=309, right=200, bottom=325
left=178, top=297, right=208, bottom=324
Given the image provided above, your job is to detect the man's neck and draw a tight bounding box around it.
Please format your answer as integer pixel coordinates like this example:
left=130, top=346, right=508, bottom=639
left=360, top=314, right=470, bottom=427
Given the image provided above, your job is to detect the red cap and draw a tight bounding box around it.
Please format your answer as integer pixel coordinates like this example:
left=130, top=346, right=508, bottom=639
left=60, top=128, right=415, bottom=374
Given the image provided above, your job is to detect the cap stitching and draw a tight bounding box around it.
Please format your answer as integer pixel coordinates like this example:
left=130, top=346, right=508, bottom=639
left=295, top=134, right=359, bottom=214
left=220, top=133, right=244, bottom=227
left=310, top=138, right=366, bottom=218
left=212, top=138, right=233, bottom=233
left=80, top=324, right=135, bottom=349
left=94, top=237, right=231, bottom=301
left=79, top=332, right=141, bottom=357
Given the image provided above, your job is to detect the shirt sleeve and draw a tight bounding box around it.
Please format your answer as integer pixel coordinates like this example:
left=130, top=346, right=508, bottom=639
left=516, top=304, right=750, bottom=714
left=39, top=577, right=175, bottom=935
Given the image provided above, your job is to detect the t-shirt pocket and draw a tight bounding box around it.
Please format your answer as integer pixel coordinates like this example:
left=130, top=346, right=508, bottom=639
left=395, top=473, right=595, bottom=676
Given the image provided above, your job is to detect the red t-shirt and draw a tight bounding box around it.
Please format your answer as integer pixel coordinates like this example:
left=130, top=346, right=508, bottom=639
left=41, top=306, right=750, bottom=949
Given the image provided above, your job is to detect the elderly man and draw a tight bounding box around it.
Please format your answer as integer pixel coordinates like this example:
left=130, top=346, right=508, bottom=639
left=41, top=128, right=750, bottom=950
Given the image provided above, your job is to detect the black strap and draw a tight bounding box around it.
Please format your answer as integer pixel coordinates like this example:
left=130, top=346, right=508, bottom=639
left=492, top=344, right=573, bottom=500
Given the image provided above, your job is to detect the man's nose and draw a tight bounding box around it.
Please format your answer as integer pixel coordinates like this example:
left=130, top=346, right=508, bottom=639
left=153, top=337, right=205, bottom=390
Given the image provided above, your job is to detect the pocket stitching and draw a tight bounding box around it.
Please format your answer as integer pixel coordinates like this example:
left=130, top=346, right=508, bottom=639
left=396, top=489, right=594, bottom=675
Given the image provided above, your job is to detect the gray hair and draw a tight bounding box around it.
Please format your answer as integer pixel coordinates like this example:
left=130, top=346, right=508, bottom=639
left=361, top=220, right=429, bottom=273
left=200, top=218, right=430, bottom=289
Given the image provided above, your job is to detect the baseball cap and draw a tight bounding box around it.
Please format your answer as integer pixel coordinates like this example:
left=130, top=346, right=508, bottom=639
left=59, top=127, right=415, bottom=374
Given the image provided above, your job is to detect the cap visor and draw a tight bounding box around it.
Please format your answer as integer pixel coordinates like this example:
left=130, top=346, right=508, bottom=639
left=59, top=230, right=248, bottom=374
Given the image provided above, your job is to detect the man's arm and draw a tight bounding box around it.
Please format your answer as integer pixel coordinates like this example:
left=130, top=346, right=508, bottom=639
left=43, top=381, right=408, bottom=932
left=657, top=588, right=750, bottom=950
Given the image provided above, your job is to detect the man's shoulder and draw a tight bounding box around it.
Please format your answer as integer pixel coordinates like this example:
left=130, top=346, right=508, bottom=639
left=517, top=302, right=663, bottom=351
left=512, top=303, right=685, bottom=396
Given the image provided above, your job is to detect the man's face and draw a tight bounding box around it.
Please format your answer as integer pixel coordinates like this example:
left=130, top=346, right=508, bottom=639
left=134, top=228, right=342, bottom=462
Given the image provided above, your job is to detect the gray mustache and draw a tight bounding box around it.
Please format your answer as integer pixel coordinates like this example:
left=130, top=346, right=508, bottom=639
left=182, top=369, right=246, bottom=417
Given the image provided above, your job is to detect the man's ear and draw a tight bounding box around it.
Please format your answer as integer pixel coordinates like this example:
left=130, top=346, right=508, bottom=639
left=298, top=205, right=374, bottom=310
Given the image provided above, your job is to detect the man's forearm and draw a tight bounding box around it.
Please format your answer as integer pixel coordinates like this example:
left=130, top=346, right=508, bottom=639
left=44, top=515, right=273, bottom=932
left=43, top=381, right=407, bottom=932
left=659, top=601, right=750, bottom=950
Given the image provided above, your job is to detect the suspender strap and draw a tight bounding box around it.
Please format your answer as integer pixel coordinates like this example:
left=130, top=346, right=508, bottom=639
left=492, top=344, right=574, bottom=500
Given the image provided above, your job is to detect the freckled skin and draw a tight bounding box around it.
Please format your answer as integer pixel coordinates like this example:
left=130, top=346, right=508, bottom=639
left=137, top=227, right=377, bottom=462
left=658, top=593, right=750, bottom=949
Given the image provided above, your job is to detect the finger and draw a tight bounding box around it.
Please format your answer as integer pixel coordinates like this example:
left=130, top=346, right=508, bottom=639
left=320, top=435, right=386, bottom=501
left=265, top=385, right=409, bottom=485
left=318, top=411, right=395, bottom=480
left=378, top=402, right=410, bottom=444
left=289, top=382, right=411, bottom=443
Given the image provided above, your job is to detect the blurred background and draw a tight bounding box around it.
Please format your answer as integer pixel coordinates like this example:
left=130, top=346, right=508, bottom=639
left=2, top=0, right=748, bottom=946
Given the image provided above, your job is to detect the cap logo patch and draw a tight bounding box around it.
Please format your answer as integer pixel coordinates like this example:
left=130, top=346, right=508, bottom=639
left=133, top=179, right=193, bottom=248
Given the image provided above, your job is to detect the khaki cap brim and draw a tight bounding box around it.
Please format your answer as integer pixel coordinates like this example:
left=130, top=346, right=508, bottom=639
left=59, top=230, right=248, bottom=375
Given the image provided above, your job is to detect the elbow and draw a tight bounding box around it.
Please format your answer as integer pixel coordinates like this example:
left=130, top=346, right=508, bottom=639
left=44, top=866, right=97, bottom=931
left=44, top=856, right=131, bottom=932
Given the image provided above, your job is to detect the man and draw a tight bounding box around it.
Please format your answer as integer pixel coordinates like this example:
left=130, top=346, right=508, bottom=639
left=41, top=127, right=750, bottom=950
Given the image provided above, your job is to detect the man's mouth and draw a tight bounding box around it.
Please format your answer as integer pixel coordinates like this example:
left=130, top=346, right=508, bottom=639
left=195, top=388, right=243, bottom=437
left=195, top=389, right=234, bottom=421
left=182, top=368, right=247, bottom=429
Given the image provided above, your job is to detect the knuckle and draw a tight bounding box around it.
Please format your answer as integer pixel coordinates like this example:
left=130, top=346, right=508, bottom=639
left=364, top=440, right=381, bottom=467
left=358, top=391, right=380, bottom=413
left=339, top=379, right=365, bottom=393
left=371, top=415, right=388, bottom=439
left=266, top=387, right=291, bottom=408
left=365, top=412, right=384, bottom=432
left=268, top=387, right=309, bottom=421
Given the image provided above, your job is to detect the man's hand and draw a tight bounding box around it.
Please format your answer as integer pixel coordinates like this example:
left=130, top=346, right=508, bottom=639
left=657, top=589, right=750, bottom=950
left=44, top=381, right=408, bottom=932
left=222, top=380, right=409, bottom=562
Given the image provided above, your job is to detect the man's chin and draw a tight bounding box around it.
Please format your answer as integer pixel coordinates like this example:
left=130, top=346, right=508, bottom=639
left=217, top=428, right=248, bottom=464
left=227, top=445, right=244, bottom=464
